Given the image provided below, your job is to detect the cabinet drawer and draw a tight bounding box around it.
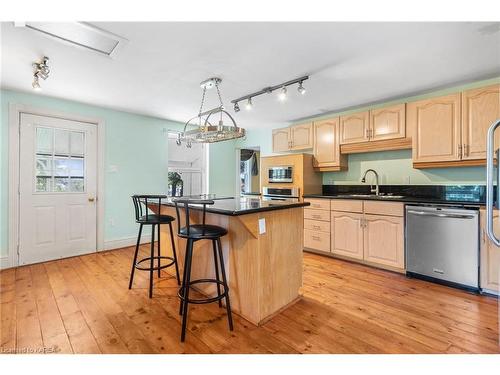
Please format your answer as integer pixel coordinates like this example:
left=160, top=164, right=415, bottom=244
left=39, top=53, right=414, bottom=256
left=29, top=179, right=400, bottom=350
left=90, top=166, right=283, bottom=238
left=331, top=199, right=363, bottom=213
left=304, top=198, right=330, bottom=211
left=304, top=229, right=330, bottom=252
left=304, top=219, right=330, bottom=233
left=363, top=201, right=404, bottom=217
left=304, top=209, right=331, bottom=222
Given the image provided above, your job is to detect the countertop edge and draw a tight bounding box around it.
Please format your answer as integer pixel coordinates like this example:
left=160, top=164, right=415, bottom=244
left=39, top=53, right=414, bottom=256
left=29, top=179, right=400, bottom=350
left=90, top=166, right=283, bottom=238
left=160, top=201, right=310, bottom=216
left=303, top=194, right=484, bottom=207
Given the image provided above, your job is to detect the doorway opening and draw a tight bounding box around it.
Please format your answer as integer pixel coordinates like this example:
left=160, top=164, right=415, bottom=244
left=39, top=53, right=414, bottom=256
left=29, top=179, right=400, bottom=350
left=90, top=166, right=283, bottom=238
left=167, top=132, right=208, bottom=196
left=238, top=147, right=260, bottom=195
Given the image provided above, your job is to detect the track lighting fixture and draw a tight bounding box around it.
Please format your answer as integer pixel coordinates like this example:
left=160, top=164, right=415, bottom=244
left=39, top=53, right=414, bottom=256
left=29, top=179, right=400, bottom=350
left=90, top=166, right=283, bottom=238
left=278, top=86, right=287, bottom=102
left=230, top=75, right=309, bottom=111
left=245, top=98, right=253, bottom=110
left=32, top=56, right=50, bottom=91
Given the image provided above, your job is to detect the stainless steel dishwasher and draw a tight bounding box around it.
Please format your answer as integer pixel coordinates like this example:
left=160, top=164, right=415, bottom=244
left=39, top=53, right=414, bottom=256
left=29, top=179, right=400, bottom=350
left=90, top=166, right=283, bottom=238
left=405, top=205, right=480, bottom=291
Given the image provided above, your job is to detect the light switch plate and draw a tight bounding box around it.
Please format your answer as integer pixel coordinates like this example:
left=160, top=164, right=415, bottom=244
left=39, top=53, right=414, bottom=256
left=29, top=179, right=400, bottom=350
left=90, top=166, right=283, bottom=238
left=258, top=218, right=266, bottom=234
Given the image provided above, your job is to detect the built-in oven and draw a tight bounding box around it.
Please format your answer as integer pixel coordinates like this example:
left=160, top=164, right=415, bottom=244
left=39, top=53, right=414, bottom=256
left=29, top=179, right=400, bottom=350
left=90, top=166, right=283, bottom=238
left=262, top=187, right=299, bottom=200
left=268, top=166, right=293, bottom=183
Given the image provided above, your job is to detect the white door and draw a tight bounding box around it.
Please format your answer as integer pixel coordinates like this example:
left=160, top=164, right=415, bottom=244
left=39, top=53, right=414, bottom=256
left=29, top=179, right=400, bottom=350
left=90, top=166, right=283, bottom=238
left=19, top=114, right=98, bottom=265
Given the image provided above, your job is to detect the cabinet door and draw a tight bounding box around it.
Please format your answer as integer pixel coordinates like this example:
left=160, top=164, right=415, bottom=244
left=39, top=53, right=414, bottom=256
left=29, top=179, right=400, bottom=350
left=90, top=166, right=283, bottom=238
left=369, top=104, right=406, bottom=141
left=313, top=118, right=340, bottom=167
left=461, top=84, right=500, bottom=160
left=480, top=209, right=500, bottom=293
left=290, top=123, right=313, bottom=150
left=272, top=128, right=290, bottom=152
left=409, top=93, right=461, bottom=163
left=331, top=211, right=364, bottom=260
left=339, top=111, right=369, bottom=145
left=363, top=215, right=404, bottom=269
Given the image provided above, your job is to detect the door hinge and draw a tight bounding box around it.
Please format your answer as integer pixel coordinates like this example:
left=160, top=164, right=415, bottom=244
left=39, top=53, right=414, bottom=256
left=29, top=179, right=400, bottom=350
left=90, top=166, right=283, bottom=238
left=17, top=244, right=20, bottom=255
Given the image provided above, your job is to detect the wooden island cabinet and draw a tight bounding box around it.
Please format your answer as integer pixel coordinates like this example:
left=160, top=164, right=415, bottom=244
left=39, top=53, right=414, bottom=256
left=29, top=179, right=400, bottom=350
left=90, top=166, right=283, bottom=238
left=153, top=198, right=307, bottom=326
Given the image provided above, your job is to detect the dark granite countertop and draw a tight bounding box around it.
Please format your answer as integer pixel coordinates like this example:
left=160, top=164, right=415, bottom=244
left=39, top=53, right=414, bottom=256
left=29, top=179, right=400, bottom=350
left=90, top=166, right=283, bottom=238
left=160, top=195, right=309, bottom=216
left=304, top=185, right=487, bottom=207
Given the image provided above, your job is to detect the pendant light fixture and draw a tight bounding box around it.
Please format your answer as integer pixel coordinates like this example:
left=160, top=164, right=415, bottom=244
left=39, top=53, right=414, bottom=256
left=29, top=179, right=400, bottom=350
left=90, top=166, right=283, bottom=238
left=176, top=78, right=246, bottom=147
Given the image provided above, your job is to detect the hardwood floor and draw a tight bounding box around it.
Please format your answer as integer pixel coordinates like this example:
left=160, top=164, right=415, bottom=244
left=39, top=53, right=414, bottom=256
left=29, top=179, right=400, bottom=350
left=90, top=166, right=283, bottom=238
left=1, top=246, right=499, bottom=354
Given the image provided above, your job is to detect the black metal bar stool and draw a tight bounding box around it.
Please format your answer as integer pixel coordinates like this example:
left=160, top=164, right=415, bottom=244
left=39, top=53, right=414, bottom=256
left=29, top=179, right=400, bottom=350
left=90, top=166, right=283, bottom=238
left=129, top=195, right=181, bottom=298
left=173, top=197, right=233, bottom=342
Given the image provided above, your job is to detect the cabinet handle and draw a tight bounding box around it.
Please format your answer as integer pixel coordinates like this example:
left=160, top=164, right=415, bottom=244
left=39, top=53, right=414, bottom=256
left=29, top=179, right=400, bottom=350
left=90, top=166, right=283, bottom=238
left=313, top=225, right=321, bottom=230
left=312, top=236, right=321, bottom=241
left=366, top=129, right=369, bottom=138
left=312, top=215, right=321, bottom=219
left=458, top=144, right=462, bottom=158
left=464, top=144, right=469, bottom=157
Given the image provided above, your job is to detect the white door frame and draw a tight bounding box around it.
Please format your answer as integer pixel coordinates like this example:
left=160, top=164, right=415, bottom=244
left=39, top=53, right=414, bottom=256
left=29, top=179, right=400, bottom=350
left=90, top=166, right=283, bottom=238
left=8, top=103, right=106, bottom=268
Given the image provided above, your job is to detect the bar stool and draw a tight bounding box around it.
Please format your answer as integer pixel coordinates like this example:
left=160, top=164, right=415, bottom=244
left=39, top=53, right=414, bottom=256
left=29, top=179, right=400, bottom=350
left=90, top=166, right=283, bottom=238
left=129, top=195, right=181, bottom=298
left=173, top=197, right=233, bottom=342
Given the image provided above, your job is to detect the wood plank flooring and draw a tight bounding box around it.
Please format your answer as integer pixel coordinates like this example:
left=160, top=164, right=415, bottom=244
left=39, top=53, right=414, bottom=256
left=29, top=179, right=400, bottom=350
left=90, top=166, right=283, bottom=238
left=1, top=246, right=499, bottom=354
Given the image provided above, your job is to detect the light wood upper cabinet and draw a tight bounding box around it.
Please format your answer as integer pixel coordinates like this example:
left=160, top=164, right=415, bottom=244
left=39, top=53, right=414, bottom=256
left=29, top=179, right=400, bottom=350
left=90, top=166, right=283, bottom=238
left=461, top=84, right=500, bottom=160
left=369, top=104, right=406, bottom=141
left=272, top=123, right=313, bottom=152
left=340, top=111, right=370, bottom=145
left=290, top=123, right=313, bottom=150
left=331, top=211, right=364, bottom=260
left=272, top=128, right=290, bottom=153
left=313, top=118, right=340, bottom=168
left=363, top=214, right=404, bottom=269
left=480, top=209, right=500, bottom=293
left=409, top=93, right=461, bottom=163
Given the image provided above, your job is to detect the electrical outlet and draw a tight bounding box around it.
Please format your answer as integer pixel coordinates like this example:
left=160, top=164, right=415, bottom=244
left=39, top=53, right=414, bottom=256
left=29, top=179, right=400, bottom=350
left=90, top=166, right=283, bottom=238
left=258, top=218, right=266, bottom=234
left=403, top=176, right=411, bottom=184
left=110, top=218, right=115, bottom=227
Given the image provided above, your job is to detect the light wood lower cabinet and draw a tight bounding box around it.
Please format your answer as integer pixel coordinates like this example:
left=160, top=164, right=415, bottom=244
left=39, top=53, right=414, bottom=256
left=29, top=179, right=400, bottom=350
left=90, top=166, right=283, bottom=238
left=304, top=229, right=330, bottom=253
left=363, top=214, right=404, bottom=269
left=331, top=211, right=364, bottom=260
left=480, top=209, right=500, bottom=293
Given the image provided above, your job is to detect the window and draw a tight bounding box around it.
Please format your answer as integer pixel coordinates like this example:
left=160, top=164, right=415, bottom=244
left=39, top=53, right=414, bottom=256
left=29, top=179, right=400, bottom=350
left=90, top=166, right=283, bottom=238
left=35, top=127, right=85, bottom=193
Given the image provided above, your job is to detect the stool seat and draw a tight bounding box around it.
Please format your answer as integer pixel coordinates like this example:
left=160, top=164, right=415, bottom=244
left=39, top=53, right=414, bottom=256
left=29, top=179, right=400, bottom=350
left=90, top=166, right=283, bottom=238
left=137, top=214, right=175, bottom=224
left=179, top=224, right=228, bottom=239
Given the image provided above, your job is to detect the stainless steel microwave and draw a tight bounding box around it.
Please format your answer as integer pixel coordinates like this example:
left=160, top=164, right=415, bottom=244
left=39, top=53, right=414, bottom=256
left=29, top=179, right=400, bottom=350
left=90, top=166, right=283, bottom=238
left=268, top=166, right=293, bottom=183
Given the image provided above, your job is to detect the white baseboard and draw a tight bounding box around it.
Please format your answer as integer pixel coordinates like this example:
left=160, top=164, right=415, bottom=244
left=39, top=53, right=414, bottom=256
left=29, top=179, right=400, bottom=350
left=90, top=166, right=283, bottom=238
left=0, top=256, right=11, bottom=270
left=102, top=234, right=152, bottom=251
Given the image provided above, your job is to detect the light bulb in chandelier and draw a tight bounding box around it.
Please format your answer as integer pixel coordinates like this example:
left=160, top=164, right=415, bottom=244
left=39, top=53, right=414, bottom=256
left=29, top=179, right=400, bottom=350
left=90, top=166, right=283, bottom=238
left=234, top=102, right=240, bottom=112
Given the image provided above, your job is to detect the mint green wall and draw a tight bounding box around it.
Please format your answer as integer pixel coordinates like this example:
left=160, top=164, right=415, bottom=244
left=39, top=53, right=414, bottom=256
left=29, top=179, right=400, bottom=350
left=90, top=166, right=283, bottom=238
left=208, top=139, right=237, bottom=196
left=237, top=77, right=499, bottom=187
left=0, top=89, right=234, bottom=258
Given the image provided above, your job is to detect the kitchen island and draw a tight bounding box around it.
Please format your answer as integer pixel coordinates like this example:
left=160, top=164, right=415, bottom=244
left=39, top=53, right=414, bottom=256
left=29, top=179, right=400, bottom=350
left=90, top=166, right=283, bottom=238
left=152, top=196, right=309, bottom=325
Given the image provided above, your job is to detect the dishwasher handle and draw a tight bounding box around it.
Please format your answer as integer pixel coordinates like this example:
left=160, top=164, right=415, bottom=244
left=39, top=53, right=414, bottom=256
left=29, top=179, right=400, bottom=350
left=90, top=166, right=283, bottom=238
left=406, top=210, right=477, bottom=220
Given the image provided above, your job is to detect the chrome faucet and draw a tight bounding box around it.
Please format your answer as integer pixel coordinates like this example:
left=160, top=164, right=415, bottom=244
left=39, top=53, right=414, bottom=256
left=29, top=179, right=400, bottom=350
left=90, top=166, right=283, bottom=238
left=361, top=169, right=380, bottom=196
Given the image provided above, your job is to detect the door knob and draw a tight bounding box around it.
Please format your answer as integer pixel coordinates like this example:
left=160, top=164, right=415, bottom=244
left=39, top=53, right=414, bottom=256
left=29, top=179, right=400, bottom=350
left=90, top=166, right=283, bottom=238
left=88, top=197, right=95, bottom=202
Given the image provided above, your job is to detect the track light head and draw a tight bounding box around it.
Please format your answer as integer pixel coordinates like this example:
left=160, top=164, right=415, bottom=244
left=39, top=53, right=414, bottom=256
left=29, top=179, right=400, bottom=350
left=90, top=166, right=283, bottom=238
left=245, top=98, right=253, bottom=110
left=234, top=102, right=240, bottom=112
left=32, top=77, right=41, bottom=91
left=278, top=86, right=287, bottom=101
left=297, top=81, right=306, bottom=95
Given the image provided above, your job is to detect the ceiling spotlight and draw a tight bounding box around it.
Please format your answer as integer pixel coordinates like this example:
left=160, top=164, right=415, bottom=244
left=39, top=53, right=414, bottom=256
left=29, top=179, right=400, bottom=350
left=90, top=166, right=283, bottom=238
left=297, top=81, right=306, bottom=95
left=32, top=76, right=41, bottom=91
left=32, top=56, right=50, bottom=91
left=278, top=86, right=287, bottom=101
left=234, top=102, right=240, bottom=112
left=245, top=98, right=253, bottom=110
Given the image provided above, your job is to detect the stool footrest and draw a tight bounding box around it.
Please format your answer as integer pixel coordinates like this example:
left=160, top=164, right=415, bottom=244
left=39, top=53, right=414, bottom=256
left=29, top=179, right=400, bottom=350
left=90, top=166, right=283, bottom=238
left=135, top=256, right=175, bottom=271
left=178, top=279, right=228, bottom=304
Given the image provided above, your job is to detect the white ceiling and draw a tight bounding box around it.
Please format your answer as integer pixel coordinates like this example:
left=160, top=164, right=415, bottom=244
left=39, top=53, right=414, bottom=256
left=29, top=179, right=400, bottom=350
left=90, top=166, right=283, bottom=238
left=1, top=22, right=500, bottom=129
